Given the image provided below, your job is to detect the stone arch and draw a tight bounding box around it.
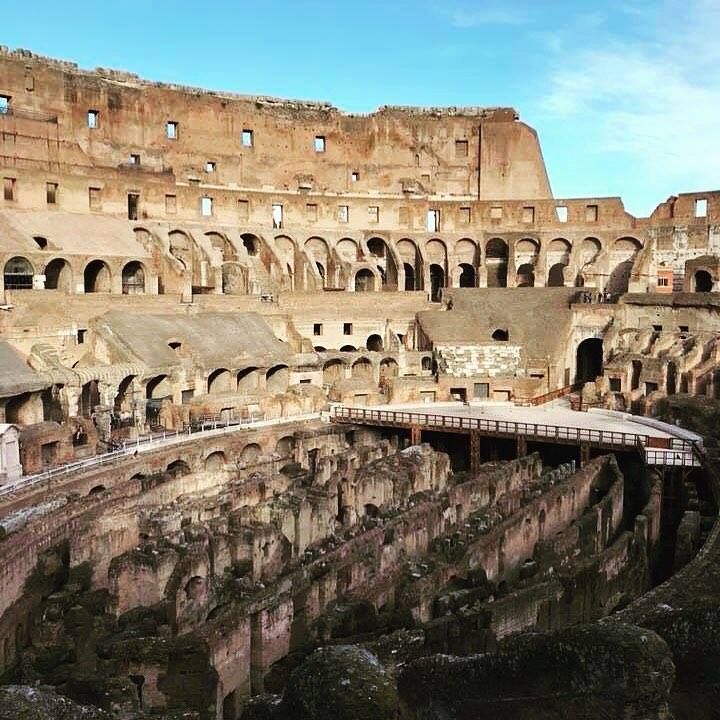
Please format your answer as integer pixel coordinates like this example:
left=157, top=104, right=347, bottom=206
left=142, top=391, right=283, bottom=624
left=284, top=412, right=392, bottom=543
left=492, top=328, right=509, bottom=341
left=88, top=484, right=107, bottom=496
left=241, top=233, right=261, bottom=257
left=266, top=364, right=289, bottom=393
left=207, top=368, right=232, bottom=394
left=145, top=374, right=171, bottom=399
left=694, top=270, right=713, bottom=292
left=79, top=380, right=100, bottom=417
left=205, top=451, right=226, bottom=472
left=351, top=357, right=373, bottom=379
left=166, top=459, right=191, bottom=477
left=323, top=359, right=345, bottom=384
left=83, top=259, right=112, bottom=293
left=458, top=263, right=475, bottom=287
left=355, top=268, right=376, bottom=292
left=340, top=345, right=357, bottom=352
left=547, top=263, right=567, bottom=287
left=275, top=435, right=295, bottom=456
left=3, top=256, right=34, bottom=290
left=455, top=238, right=479, bottom=265
left=397, top=238, right=422, bottom=291
left=206, top=231, right=237, bottom=262
left=239, top=443, right=262, bottom=464
left=237, top=367, right=260, bottom=393
left=336, top=237, right=359, bottom=261
left=607, top=237, right=642, bottom=294
left=576, top=338, right=603, bottom=384
left=379, top=357, right=399, bottom=378
left=516, top=264, right=535, bottom=287
left=429, top=263, right=445, bottom=301
left=121, top=260, right=146, bottom=295
left=114, top=375, right=137, bottom=415
left=485, top=238, right=508, bottom=287
left=367, top=237, right=398, bottom=288
left=44, top=258, right=72, bottom=291
left=366, top=334, right=384, bottom=352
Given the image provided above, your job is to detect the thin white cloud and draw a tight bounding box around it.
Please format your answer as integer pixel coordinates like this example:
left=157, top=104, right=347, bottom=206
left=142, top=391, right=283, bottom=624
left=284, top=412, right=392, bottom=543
left=446, top=6, right=530, bottom=28
left=540, top=0, right=720, bottom=207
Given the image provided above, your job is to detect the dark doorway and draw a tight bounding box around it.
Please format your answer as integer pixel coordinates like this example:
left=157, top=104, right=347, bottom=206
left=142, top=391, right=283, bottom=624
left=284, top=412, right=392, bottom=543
left=127, top=193, right=139, bottom=221
left=429, top=264, right=444, bottom=302
left=575, top=338, right=603, bottom=384
left=694, top=270, right=712, bottom=292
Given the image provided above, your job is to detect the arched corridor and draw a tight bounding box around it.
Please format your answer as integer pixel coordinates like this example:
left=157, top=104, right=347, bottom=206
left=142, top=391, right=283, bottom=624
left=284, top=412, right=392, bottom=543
left=575, top=338, right=603, bottom=384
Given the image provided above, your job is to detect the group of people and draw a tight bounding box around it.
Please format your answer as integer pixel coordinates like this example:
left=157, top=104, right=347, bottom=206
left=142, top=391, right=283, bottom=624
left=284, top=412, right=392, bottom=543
left=578, top=291, right=615, bottom=304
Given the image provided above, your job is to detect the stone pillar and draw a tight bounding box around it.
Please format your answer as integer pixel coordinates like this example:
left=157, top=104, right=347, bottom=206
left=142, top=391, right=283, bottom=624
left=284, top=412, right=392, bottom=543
left=470, top=430, right=482, bottom=475
left=411, top=425, right=422, bottom=446
left=517, top=435, right=527, bottom=459
left=580, top=442, right=591, bottom=467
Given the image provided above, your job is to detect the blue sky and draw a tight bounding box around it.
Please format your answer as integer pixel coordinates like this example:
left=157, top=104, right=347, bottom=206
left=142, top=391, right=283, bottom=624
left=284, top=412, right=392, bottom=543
left=3, top=0, right=718, bottom=216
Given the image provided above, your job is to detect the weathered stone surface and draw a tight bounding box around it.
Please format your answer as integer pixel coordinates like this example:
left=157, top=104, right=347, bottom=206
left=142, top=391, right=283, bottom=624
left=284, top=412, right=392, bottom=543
left=0, top=685, right=111, bottom=720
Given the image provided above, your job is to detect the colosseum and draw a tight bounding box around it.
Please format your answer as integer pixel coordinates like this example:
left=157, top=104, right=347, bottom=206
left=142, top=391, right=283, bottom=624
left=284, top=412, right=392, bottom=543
left=0, top=46, right=719, bottom=720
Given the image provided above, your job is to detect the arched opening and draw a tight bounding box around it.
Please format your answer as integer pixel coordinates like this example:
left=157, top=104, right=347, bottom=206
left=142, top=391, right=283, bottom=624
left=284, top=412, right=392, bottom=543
left=44, top=258, right=72, bottom=291
left=575, top=338, right=603, bottom=384
left=145, top=375, right=171, bottom=399
left=458, top=263, right=475, bottom=288
left=84, top=259, right=111, bottom=293
left=237, top=367, right=260, bottom=393
left=631, top=360, right=642, bottom=391
left=366, top=237, right=397, bottom=288
left=79, top=380, right=100, bottom=417
left=516, top=263, right=535, bottom=287
left=239, top=443, right=261, bottom=464
left=241, top=234, right=259, bottom=256
left=355, top=268, right=375, bottom=292
left=367, top=238, right=386, bottom=258
left=266, top=364, right=289, bottom=393
left=364, top=503, right=380, bottom=518
left=694, top=270, right=713, bottom=292
left=166, top=459, right=191, bottom=478
left=403, top=263, right=416, bottom=291
left=547, top=263, right=567, bottom=287
left=429, top=264, right=445, bottom=302
left=275, top=435, right=294, bottom=456
left=379, top=357, right=399, bottom=378
left=88, top=485, right=107, bottom=496
left=421, top=356, right=433, bottom=372
left=207, top=368, right=232, bottom=394
left=491, top=329, right=509, bottom=342
left=316, top=261, right=325, bottom=286
left=607, top=237, right=641, bottom=295
left=185, top=576, right=206, bottom=602
left=314, top=346, right=326, bottom=352
left=485, top=239, right=508, bottom=287
left=205, top=451, right=226, bottom=472
left=121, top=261, right=146, bottom=295
left=337, top=238, right=359, bottom=261
left=323, top=359, right=344, bottom=384
left=114, top=375, right=137, bottom=416
left=352, top=357, right=373, bottom=379
left=367, top=334, right=384, bottom=352
left=666, top=361, right=677, bottom=395
left=340, top=345, right=357, bottom=352
left=3, top=256, right=33, bottom=290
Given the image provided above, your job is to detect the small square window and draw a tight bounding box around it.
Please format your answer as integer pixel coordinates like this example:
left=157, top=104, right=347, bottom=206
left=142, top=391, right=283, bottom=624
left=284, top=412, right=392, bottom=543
left=609, top=378, right=621, bottom=392
left=490, top=205, right=503, bottom=220
left=205, top=161, right=216, bottom=173
left=679, top=325, right=689, bottom=334
left=4, top=177, right=16, bottom=202
left=585, top=204, right=598, bottom=222
left=343, top=323, right=353, bottom=335
left=459, top=206, right=471, bottom=224
left=368, top=206, right=379, bottom=223
left=166, top=121, right=179, bottom=140
left=306, top=203, right=318, bottom=221
left=88, top=186, right=101, bottom=210
left=314, top=135, right=326, bottom=152
left=242, top=129, right=254, bottom=147
left=201, top=196, right=213, bottom=217
left=522, top=206, right=535, bottom=223
left=455, top=139, right=468, bottom=158
left=46, top=182, right=58, bottom=205
left=129, top=153, right=140, bottom=165
left=338, top=205, right=349, bottom=223
left=77, top=329, right=87, bottom=345
left=165, top=194, right=177, bottom=214
left=0, top=95, right=10, bottom=114
left=556, top=205, right=568, bottom=222
left=657, top=278, right=669, bottom=287
left=351, top=171, right=359, bottom=183
left=238, top=198, right=249, bottom=220
left=695, top=198, right=708, bottom=217
left=652, top=324, right=663, bottom=331
left=87, top=110, right=99, bottom=129
left=313, top=323, right=323, bottom=336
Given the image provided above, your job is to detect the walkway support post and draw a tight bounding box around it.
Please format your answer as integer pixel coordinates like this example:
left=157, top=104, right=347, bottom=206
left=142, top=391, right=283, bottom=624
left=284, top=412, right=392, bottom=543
left=470, top=430, right=482, bottom=475
left=517, top=435, right=527, bottom=459
left=411, top=425, right=422, bottom=446
left=580, top=442, right=591, bottom=467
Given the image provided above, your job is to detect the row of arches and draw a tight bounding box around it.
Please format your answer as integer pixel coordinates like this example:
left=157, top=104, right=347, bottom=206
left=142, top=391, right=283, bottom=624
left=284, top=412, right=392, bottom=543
left=2, top=256, right=149, bottom=294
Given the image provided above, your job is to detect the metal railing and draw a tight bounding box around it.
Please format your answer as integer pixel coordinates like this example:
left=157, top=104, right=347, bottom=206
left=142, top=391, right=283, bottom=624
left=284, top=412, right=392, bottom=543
left=515, top=382, right=582, bottom=407
left=0, top=412, right=322, bottom=499
left=331, top=406, right=701, bottom=467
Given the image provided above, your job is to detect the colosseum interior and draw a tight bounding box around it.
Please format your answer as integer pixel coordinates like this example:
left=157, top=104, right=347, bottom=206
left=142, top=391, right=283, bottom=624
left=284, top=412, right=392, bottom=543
left=1, top=47, right=720, bottom=720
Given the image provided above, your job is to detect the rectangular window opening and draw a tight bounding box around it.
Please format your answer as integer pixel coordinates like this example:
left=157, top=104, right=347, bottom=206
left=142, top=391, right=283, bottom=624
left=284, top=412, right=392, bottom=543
left=238, top=198, right=249, bottom=220
left=201, top=196, right=213, bottom=217
left=338, top=205, right=349, bottom=223
left=242, top=129, right=254, bottom=147
left=165, top=194, right=177, bottom=215
left=585, top=204, right=599, bottom=222
left=490, top=205, right=503, bottom=220
left=129, top=153, right=140, bottom=165
left=87, top=110, right=99, bottom=129
left=609, top=377, right=621, bottom=392
left=272, top=203, right=283, bottom=229
left=314, top=135, right=326, bottom=152
left=46, top=182, right=58, bottom=205
left=695, top=198, right=708, bottom=217
left=522, top=206, right=535, bottom=223
left=427, top=209, right=440, bottom=232
left=351, top=171, right=359, bottom=183
left=0, top=95, right=10, bottom=114
left=313, top=323, right=323, bottom=336
left=398, top=206, right=410, bottom=227
left=459, top=206, right=471, bottom=224
left=343, top=322, right=353, bottom=335
left=3, top=177, right=16, bottom=202
left=556, top=205, right=568, bottom=222
left=166, top=121, right=179, bottom=140
left=127, top=193, right=139, bottom=221
left=205, top=161, right=216, bottom=173
left=455, top=139, right=469, bottom=158
left=306, top=203, right=318, bottom=221
left=88, top=186, right=101, bottom=210
left=368, top=206, right=379, bottom=223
